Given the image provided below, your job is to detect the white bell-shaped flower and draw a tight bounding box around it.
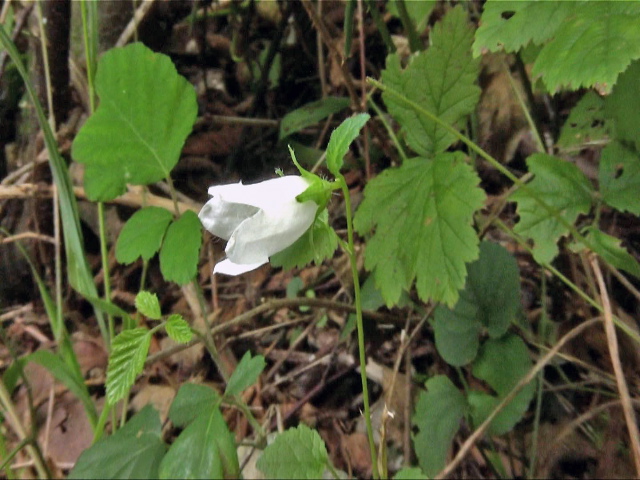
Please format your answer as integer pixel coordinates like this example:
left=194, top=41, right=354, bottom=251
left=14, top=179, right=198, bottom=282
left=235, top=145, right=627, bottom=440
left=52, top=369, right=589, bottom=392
left=199, top=176, right=317, bottom=275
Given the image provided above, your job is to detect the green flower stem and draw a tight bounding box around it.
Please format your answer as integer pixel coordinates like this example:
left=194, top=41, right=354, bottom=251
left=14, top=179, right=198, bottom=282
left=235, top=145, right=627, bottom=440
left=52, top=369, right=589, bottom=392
left=337, top=175, right=379, bottom=480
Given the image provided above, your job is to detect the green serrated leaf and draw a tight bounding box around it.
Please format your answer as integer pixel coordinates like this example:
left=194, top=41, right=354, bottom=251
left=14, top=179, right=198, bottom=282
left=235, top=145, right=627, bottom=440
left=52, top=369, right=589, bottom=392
left=468, top=334, right=536, bottom=436
left=72, top=42, right=197, bottom=200
left=512, top=154, right=593, bottom=264
left=159, top=408, right=239, bottom=480
left=225, top=351, right=266, bottom=397
left=434, top=242, right=521, bottom=366
left=271, top=209, right=339, bottom=270
left=354, top=153, right=486, bottom=307
left=532, top=3, right=640, bottom=93
left=70, top=405, right=166, bottom=479
left=256, top=424, right=329, bottom=479
left=165, top=314, right=193, bottom=344
left=605, top=60, right=640, bottom=151
left=557, top=91, right=610, bottom=152
left=473, top=1, right=574, bottom=56
left=169, top=383, right=221, bottom=428
left=599, top=141, right=640, bottom=215
left=325, top=113, right=370, bottom=176
left=135, top=291, right=161, bottom=319
left=576, top=228, right=640, bottom=279
left=413, top=376, right=467, bottom=477
left=381, top=6, right=480, bottom=156
left=106, top=328, right=152, bottom=405
left=159, top=210, right=202, bottom=285
left=279, top=97, right=350, bottom=140
left=116, top=207, right=173, bottom=264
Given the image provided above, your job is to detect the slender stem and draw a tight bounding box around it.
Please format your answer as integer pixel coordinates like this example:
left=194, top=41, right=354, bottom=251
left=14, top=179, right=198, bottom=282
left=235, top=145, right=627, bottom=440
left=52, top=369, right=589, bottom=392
left=98, top=202, right=114, bottom=346
left=337, top=176, right=379, bottom=479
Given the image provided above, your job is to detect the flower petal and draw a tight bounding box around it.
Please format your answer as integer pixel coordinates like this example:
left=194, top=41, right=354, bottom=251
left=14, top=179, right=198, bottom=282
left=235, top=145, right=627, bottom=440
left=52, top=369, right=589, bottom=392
left=214, top=258, right=266, bottom=276
left=207, top=176, right=311, bottom=211
left=199, top=196, right=258, bottom=240
left=226, top=199, right=317, bottom=265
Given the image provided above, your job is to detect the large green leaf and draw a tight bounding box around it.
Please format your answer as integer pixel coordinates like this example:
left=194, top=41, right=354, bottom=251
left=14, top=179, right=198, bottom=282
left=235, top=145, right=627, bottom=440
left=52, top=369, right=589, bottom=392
left=159, top=408, right=239, bottom=479
left=72, top=42, right=197, bottom=200
left=413, top=376, right=467, bottom=477
left=106, top=328, right=152, bottom=405
left=354, top=153, right=486, bottom=307
left=532, top=3, right=640, bottom=93
left=473, top=1, right=574, bottom=56
left=256, top=424, right=330, bottom=479
left=468, top=335, right=536, bottom=436
left=116, top=207, right=173, bottom=264
left=70, top=405, right=166, bottom=479
left=159, top=210, right=202, bottom=285
left=605, top=60, right=640, bottom=151
left=434, top=242, right=521, bottom=366
left=512, top=154, right=593, bottom=264
left=169, top=383, right=221, bottom=428
left=599, top=141, right=640, bottom=216
left=381, top=6, right=480, bottom=156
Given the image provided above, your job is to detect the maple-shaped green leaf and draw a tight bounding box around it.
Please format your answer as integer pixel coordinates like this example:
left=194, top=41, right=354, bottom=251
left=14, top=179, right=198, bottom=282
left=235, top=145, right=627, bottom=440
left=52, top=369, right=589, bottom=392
left=599, top=141, right=640, bottom=215
left=532, top=3, right=640, bottom=93
left=413, top=376, right=467, bottom=477
left=271, top=209, right=339, bottom=270
left=116, top=207, right=173, bottom=264
left=468, top=334, right=536, bottom=435
left=165, top=314, right=193, bottom=344
left=473, top=1, right=574, bottom=56
left=381, top=5, right=480, bottom=156
left=72, top=42, right=197, bottom=200
left=605, top=60, right=640, bottom=151
left=557, top=91, right=611, bottom=152
left=354, top=153, right=486, bottom=307
left=106, top=328, right=152, bottom=405
left=159, top=210, right=202, bottom=285
left=256, top=424, right=330, bottom=479
left=512, top=154, right=593, bottom=264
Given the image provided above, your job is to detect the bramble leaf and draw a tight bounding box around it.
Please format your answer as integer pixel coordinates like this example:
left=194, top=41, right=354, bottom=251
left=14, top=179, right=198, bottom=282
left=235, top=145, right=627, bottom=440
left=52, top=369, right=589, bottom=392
left=468, top=334, right=536, bottom=435
left=116, top=207, right=173, bottom=264
left=573, top=228, right=640, bottom=280
left=605, top=60, right=640, bottom=151
left=135, top=291, right=161, bottom=320
left=557, top=91, right=611, bottom=152
left=512, top=154, right=593, bottom=264
left=325, top=113, right=369, bottom=176
left=599, top=143, right=640, bottom=216
left=256, top=424, right=329, bottom=479
left=271, top=209, right=339, bottom=270
left=159, top=210, right=202, bottom=285
left=434, top=242, right=521, bottom=366
left=169, top=383, right=221, bottom=428
left=106, top=328, right=152, bottom=405
left=225, top=351, right=266, bottom=397
left=165, top=314, right=193, bottom=344
left=413, top=376, right=467, bottom=477
left=381, top=6, right=480, bottom=156
left=354, top=153, right=486, bottom=307
left=72, top=43, right=197, bottom=200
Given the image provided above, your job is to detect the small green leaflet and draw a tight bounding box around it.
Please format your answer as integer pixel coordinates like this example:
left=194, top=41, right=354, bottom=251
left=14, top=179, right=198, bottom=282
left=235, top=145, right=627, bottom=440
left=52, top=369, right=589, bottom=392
left=165, top=314, right=193, bottom=344
left=381, top=6, right=480, bottom=156
left=116, top=207, right=173, bottom=264
left=354, top=153, right=486, bottom=307
left=605, top=60, right=640, bottom=151
left=413, top=376, right=467, bottom=477
left=135, top=291, right=161, bottom=319
left=325, top=113, right=369, bottom=176
left=599, top=142, right=640, bottom=216
left=72, top=42, right=197, bottom=200
left=106, top=328, right=152, bottom=405
left=434, top=242, right=521, bottom=366
left=511, top=154, right=593, bottom=264
left=271, top=209, right=339, bottom=270
left=468, top=334, right=536, bottom=436
left=159, top=210, right=202, bottom=285
left=225, top=351, right=266, bottom=397
left=279, top=97, right=350, bottom=140
left=256, top=424, right=330, bottom=479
